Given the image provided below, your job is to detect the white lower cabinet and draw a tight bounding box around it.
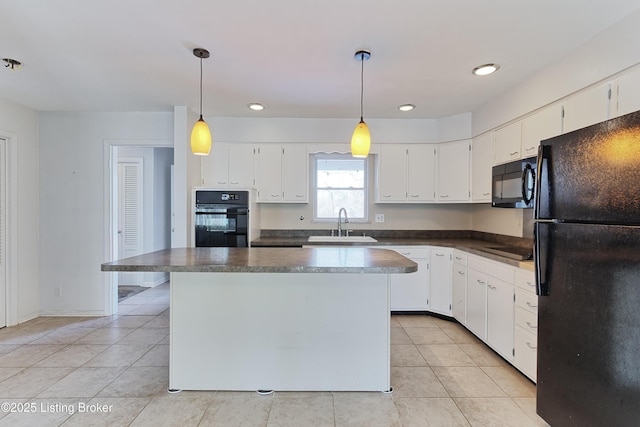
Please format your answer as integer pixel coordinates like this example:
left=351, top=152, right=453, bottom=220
left=487, top=276, right=515, bottom=362
left=513, top=269, right=538, bottom=381
left=429, top=247, right=452, bottom=316
left=466, top=267, right=488, bottom=340
left=387, top=247, right=430, bottom=311
left=451, top=251, right=468, bottom=324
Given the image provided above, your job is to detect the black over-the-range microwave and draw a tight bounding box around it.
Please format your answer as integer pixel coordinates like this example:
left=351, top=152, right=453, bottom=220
left=492, top=156, right=537, bottom=208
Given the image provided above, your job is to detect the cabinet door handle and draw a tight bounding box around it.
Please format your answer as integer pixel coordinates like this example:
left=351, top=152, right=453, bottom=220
left=230, top=181, right=239, bottom=185
left=296, top=194, right=304, bottom=197
left=455, top=256, right=463, bottom=261
left=526, top=281, right=536, bottom=288
left=525, top=146, right=536, bottom=152
left=217, top=181, right=227, bottom=184
left=509, top=151, right=518, bottom=156
left=410, top=194, right=420, bottom=198
left=488, top=284, right=497, bottom=290
left=435, top=253, right=444, bottom=257
left=526, top=321, right=537, bottom=330
left=382, top=194, right=391, bottom=198
left=440, top=194, right=449, bottom=198
left=457, top=270, right=465, bottom=275
left=476, top=279, right=486, bottom=284
left=526, top=342, right=537, bottom=350
left=526, top=301, right=538, bottom=309
left=271, top=194, right=279, bottom=198
left=483, top=192, right=490, bottom=196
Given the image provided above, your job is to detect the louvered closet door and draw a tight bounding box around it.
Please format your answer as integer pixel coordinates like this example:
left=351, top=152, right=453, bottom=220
left=117, top=159, right=143, bottom=259
left=0, top=138, right=6, bottom=328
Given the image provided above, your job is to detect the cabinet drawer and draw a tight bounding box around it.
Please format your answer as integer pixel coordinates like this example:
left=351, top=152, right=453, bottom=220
left=468, top=255, right=514, bottom=283
left=515, top=269, right=536, bottom=292
left=452, top=250, right=467, bottom=265
left=514, top=328, right=537, bottom=381
left=515, top=289, right=538, bottom=314
left=515, top=306, right=538, bottom=333
left=388, top=247, right=430, bottom=259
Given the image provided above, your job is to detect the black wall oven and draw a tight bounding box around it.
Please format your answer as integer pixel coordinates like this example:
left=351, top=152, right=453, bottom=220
left=492, top=156, right=537, bottom=208
left=194, top=190, right=249, bottom=247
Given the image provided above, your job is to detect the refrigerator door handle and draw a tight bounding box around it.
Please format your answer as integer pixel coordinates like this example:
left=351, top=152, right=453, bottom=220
left=534, top=220, right=553, bottom=296
left=535, top=144, right=551, bottom=219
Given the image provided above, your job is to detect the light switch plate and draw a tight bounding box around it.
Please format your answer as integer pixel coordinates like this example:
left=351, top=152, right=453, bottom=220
left=375, top=214, right=385, bottom=223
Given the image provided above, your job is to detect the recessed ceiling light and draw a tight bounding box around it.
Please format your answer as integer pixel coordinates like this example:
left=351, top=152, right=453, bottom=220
left=472, top=63, right=500, bottom=76
left=398, top=104, right=415, bottom=112
left=248, top=103, right=265, bottom=111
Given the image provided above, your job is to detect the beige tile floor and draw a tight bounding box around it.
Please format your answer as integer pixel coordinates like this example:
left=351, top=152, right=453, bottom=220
left=0, top=282, right=549, bottom=426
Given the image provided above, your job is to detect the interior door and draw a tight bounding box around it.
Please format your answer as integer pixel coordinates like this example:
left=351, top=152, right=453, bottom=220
left=117, top=158, right=143, bottom=286
left=0, top=138, right=6, bottom=328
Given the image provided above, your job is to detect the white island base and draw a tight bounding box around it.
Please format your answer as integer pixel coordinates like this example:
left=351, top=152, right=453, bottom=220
left=169, top=271, right=390, bottom=392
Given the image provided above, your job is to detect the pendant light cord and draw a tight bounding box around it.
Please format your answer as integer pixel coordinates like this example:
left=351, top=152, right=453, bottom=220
left=359, top=52, right=364, bottom=121
left=199, top=56, right=203, bottom=119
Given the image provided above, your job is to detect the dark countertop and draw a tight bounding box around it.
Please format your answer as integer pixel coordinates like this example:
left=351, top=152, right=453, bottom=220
left=251, top=235, right=535, bottom=271
left=101, top=247, right=418, bottom=274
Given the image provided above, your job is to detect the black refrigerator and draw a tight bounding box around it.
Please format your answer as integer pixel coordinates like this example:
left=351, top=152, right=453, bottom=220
left=535, top=110, right=640, bottom=426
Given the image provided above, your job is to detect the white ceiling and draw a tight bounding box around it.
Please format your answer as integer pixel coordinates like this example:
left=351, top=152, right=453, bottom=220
left=1, top=1, right=639, bottom=119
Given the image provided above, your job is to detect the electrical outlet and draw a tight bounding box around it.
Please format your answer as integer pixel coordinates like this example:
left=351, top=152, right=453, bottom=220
left=375, top=214, right=385, bottom=223
left=55, top=286, right=62, bottom=297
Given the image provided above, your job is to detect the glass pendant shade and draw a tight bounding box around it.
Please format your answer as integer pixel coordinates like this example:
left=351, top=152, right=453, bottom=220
left=190, top=116, right=211, bottom=155
left=351, top=119, right=370, bottom=158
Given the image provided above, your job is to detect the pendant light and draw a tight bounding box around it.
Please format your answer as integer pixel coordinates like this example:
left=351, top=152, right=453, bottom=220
left=351, top=50, right=371, bottom=158
left=191, top=48, right=212, bottom=156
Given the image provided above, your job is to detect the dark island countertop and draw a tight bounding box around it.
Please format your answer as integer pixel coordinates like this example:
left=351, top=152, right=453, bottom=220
left=101, top=247, right=418, bottom=274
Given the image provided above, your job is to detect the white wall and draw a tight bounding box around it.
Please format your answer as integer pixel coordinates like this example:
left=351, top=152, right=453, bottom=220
left=0, top=99, right=40, bottom=324
left=39, top=112, right=173, bottom=316
left=473, top=9, right=640, bottom=135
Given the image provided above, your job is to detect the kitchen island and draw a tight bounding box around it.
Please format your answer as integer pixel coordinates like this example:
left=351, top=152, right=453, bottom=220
left=102, top=247, right=416, bottom=392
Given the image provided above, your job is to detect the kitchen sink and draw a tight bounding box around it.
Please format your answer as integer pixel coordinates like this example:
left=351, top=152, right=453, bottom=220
left=307, top=235, right=378, bottom=243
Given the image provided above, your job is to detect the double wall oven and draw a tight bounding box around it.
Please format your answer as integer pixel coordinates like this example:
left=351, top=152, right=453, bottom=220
left=194, top=190, right=249, bottom=247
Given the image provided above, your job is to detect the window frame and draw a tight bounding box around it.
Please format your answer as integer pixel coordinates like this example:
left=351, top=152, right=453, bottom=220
left=312, top=153, right=369, bottom=223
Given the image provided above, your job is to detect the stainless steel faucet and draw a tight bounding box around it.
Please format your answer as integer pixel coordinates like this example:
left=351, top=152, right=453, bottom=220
left=337, top=208, right=349, bottom=237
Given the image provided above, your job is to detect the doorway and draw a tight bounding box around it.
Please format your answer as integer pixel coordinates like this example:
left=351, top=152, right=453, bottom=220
left=0, top=138, right=6, bottom=328
left=106, top=141, right=173, bottom=314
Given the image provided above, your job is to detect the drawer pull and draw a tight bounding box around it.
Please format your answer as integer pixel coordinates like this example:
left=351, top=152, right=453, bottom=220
left=435, top=253, right=444, bottom=257
left=457, top=270, right=465, bottom=275
left=476, top=279, right=486, bottom=284
left=455, top=256, right=463, bottom=261
left=526, top=321, right=537, bottom=330
left=526, top=342, right=537, bottom=350
left=526, top=302, right=538, bottom=309
left=488, top=285, right=497, bottom=290
left=527, top=281, right=536, bottom=288
left=510, top=151, right=518, bottom=156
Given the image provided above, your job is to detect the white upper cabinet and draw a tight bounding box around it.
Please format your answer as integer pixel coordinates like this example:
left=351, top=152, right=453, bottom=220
left=202, top=144, right=255, bottom=188
left=437, top=140, right=470, bottom=202
left=281, top=144, right=308, bottom=202
left=376, top=144, right=436, bottom=203
left=493, top=121, right=522, bottom=165
left=471, top=132, right=492, bottom=202
left=377, top=145, right=408, bottom=202
left=256, top=144, right=308, bottom=203
left=562, top=82, right=612, bottom=133
left=614, top=67, right=640, bottom=118
left=407, top=145, right=436, bottom=202
left=522, top=105, right=562, bottom=157
left=256, top=145, right=282, bottom=202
